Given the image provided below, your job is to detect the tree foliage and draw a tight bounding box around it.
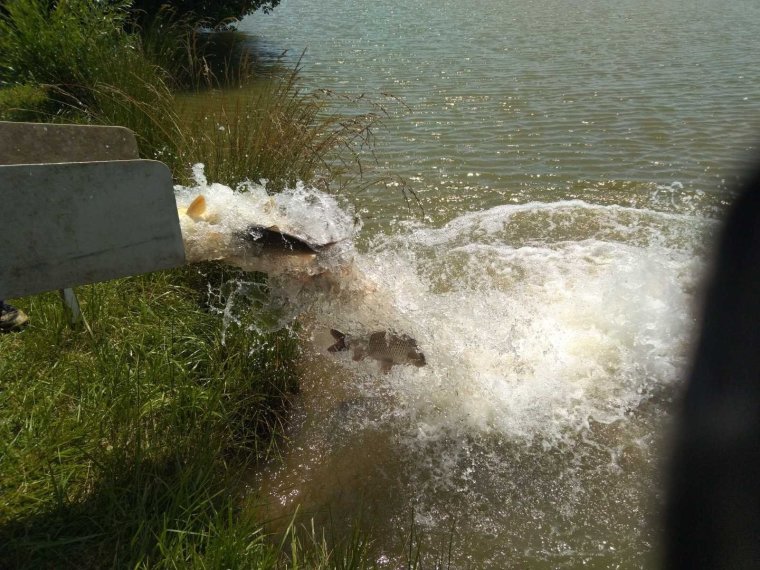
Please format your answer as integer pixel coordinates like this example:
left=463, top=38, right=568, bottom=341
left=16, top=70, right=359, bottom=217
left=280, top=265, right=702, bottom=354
left=128, top=0, right=280, bottom=26
left=0, top=0, right=281, bottom=27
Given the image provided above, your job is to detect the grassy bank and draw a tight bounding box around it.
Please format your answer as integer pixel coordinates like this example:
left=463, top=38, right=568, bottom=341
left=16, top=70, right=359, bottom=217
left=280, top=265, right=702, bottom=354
left=0, top=270, right=295, bottom=567
left=0, top=269, right=385, bottom=567
left=0, top=1, right=384, bottom=567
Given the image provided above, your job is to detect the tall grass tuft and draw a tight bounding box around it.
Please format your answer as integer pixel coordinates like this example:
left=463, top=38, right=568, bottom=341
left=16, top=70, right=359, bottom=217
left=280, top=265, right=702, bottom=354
left=0, top=1, right=129, bottom=84
left=131, top=5, right=225, bottom=92
left=179, top=64, right=385, bottom=191
left=0, top=0, right=184, bottom=161
left=0, top=0, right=135, bottom=111
left=0, top=0, right=384, bottom=189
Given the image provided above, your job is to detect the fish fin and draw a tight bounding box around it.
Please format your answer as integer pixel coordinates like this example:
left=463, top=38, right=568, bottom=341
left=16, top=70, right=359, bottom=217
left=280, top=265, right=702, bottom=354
left=380, top=360, right=394, bottom=374
left=242, top=224, right=317, bottom=253
left=186, top=195, right=207, bottom=220
left=328, top=329, right=348, bottom=352
left=352, top=346, right=366, bottom=361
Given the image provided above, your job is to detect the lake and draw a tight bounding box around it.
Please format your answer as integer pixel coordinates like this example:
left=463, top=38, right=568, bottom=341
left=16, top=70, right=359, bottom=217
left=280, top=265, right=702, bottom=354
left=235, top=0, right=760, bottom=566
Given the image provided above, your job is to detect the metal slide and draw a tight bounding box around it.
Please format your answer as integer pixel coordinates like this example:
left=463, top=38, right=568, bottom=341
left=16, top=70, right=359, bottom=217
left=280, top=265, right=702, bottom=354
left=0, top=121, right=185, bottom=303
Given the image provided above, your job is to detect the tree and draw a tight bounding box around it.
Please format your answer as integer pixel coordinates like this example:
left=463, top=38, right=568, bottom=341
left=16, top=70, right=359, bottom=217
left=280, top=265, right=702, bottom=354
left=128, top=0, right=281, bottom=27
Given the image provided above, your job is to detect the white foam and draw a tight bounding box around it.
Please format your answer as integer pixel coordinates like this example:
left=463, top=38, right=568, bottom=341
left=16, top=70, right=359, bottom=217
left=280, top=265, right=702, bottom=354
left=309, top=200, right=709, bottom=445
left=405, top=199, right=718, bottom=254
left=178, top=179, right=710, bottom=446
left=174, top=164, right=358, bottom=266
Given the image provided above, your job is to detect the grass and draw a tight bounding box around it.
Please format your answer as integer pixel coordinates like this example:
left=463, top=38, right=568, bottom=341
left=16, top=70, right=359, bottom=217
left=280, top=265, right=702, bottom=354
left=0, top=269, right=296, bottom=566
left=0, top=0, right=185, bottom=164
left=0, top=268, right=394, bottom=568
left=0, top=0, right=384, bottom=190
left=0, top=83, right=50, bottom=121
left=178, top=63, right=385, bottom=191
left=0, top=1, right=397, bottom=567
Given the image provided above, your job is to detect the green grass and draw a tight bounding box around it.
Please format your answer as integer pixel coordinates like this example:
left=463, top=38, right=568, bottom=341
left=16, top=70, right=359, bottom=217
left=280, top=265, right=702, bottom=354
left=0, top=268, right=391, bottom=568
left=0, top=2, right=396, bottom=567
left=0, top=0, right=383, bottom=190
left=0, top=83, right=50, bottom=121
left=0, top=268, right=296, bottom=566
left=0, top=0, right=184, bottom=163
left=0, top=1, right=133, bottom=93
left=178, top=66, right=384, bottom=191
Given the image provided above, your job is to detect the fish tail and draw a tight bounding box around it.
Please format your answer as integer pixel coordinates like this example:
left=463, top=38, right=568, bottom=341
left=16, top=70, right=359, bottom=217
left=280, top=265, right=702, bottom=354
left=328, top=329, right=349, bottom=352
left=186, top=195, right=207, bottom=220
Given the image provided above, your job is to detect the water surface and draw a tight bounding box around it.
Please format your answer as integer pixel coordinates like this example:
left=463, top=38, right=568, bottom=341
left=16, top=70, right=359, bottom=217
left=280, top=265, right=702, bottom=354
left=234, top=0, right=760, bottom=566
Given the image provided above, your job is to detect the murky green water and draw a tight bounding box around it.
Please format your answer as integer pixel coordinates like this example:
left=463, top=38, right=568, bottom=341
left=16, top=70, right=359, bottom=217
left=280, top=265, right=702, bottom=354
left=242, top=0, right=758, bottom=228
left=234, top=1, right=760, bottom=566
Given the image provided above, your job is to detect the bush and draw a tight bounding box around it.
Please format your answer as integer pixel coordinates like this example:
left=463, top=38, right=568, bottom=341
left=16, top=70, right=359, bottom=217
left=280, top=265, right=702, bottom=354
left=128, top=0, right=281, bottom=27
left=0, top=0, right=132, bottom=92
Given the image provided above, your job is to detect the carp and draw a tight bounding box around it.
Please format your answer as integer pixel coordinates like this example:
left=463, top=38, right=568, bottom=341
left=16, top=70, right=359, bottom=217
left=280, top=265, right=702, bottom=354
left=328, top=329, right=426, bottom=373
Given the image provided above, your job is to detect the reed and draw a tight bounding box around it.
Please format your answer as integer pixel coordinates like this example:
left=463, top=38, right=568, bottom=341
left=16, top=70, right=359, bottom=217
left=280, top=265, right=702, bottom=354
left=178, top=63, right=385, bottom=191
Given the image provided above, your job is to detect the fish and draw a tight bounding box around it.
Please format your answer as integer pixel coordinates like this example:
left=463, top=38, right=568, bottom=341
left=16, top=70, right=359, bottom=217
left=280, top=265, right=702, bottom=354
left=178, top=195, right=219, bottom=223
left=185, top=194, right=208, bottom=220
left=236, top=223, right=321, bottom=254
left=177, top=194, right=344, bottom=276
left=328, top=329, right=426, bottom=373
left=227, top=224, right=327, bottom=276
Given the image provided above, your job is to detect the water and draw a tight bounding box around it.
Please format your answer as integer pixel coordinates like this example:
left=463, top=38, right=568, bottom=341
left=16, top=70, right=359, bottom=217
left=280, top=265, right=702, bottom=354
left=241, top=0, right=758, bottom=231
left=234, top=0, right=759, bottom=566
left=176, top=164, right=357, bottom=268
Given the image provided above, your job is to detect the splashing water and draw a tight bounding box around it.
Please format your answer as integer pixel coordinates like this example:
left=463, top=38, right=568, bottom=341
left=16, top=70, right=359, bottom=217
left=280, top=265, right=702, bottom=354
left=175, top=167, right=718, bottom=566
left=175, top=164, right=358, bottom=267
left=266, top=194, right=715, bottom=567
left=300, top=199, right=712, bottom=445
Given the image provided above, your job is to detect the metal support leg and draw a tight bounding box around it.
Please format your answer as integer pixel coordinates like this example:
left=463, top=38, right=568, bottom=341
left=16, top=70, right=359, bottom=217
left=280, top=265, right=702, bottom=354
left=59, top=288, right=81, bottom=327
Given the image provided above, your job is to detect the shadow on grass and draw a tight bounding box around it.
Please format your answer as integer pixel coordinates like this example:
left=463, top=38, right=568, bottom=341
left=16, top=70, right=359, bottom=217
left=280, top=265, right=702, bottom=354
left=0, top=452, right=274, bottom=569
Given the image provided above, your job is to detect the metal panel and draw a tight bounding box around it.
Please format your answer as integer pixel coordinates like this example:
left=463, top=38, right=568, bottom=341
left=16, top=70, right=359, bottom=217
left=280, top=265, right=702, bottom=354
left=0, top=160, right=186, bottom=299
left=0, top=121, right=139, bottom=165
